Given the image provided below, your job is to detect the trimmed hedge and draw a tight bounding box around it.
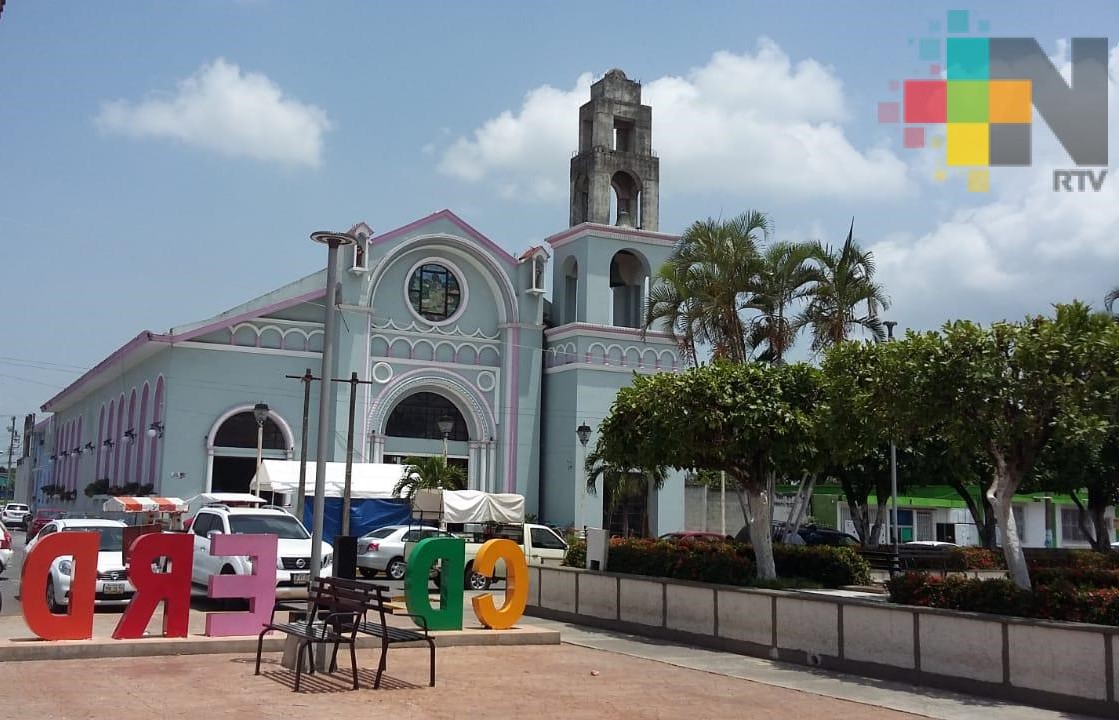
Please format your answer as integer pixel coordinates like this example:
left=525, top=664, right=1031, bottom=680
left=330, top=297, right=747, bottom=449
left=562, top=537, right=870, bottom=588
left=942, top=547, right=1119, bottom=572
left=886, top=572, right=1119, bottom=626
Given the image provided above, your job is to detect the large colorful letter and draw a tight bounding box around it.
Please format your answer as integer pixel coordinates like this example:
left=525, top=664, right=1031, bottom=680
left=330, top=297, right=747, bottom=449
left=204, top=533, right=277, bottom=637
left=113, top=532, right=193, bottom=639
left=470, top=539, right=528, bottom=630
left=404, top=536, right=464, bottom=631
left=22, top=532, right=99, bottom=640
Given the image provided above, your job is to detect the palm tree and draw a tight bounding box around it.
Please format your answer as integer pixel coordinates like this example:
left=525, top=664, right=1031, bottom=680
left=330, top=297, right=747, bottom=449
left=392, top=455, right=466, bottom=499
left=802, top=219, right=890, bottom=352
left=644, top=211, right=770, bottom=364
left=1106, top=285, right=1119, bottom=316
left=744, top=240, right=819, bottom=363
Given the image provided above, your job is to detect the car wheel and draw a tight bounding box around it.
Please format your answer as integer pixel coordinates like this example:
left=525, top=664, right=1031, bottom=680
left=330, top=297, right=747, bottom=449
left=46, top=577, right=63, bottom=614
left=358, top=567, right=377, bottom=579
left=386, top=558, right=406, bottom=581
left=465, top=565, right=491, bottom=591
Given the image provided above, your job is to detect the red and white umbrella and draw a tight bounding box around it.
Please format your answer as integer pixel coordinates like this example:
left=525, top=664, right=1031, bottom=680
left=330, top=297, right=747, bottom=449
left=101, top=496, right=188, bottom=513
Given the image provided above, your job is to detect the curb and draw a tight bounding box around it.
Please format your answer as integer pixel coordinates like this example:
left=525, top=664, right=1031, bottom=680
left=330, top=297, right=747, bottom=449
left=0, top=625, right=561, bottom=663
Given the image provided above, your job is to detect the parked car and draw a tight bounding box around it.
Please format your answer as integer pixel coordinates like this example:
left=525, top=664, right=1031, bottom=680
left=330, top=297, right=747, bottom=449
left=25, top=518, right=134, bottom=611
left=739, top=522, right=862, bottom=547
left=25, top=508, right=65, bottom=543
left=189, top=503, right=333, bottom=599
left=357, top=524, right=452, bottom=580
left=1, top=503, right=30, bottom=530
left=0, top=520, right=13, bottom=575
left=659, top=531, right=733, bottom=542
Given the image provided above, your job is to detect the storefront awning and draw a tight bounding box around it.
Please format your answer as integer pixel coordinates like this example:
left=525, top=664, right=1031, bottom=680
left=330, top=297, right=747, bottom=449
left=102, top=496, right=188, bottom=513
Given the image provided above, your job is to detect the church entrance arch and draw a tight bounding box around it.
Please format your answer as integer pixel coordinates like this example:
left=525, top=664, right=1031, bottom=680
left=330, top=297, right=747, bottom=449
left=382, top=392, right=470, bottom=478
left=206, top=406, right=293, bottom=494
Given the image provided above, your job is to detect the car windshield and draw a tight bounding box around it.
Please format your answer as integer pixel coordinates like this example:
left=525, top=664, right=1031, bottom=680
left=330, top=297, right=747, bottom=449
left=63, top=525, right=124, bottom=552
left=8, top=504, right=28, bottom=511
left=228, top=514, right=309, bottom=539
left=363, top=526, right=399, bottom=540
left=38, top=510, right=63, bottom=519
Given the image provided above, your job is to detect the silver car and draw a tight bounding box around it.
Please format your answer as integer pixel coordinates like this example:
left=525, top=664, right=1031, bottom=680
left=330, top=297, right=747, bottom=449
left=356, top=525, right=450, bottom=580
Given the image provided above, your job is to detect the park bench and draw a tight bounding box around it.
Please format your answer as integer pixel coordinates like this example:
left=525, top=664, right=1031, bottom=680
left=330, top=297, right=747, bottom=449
left=858, top=548, right=900, bottom=573
left=897, top=545, right=956, bottom=576
left=254, top=577, right=365, bottom=692
left=328, top=577, right=437, bottom=689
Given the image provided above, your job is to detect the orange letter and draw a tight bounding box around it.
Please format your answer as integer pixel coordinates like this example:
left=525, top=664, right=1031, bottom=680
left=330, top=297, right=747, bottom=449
left=113, top=533, right=194, bottom=639
left=470, top=539, right=528, bottom=630
left=22, top=532, right=98, bottom=640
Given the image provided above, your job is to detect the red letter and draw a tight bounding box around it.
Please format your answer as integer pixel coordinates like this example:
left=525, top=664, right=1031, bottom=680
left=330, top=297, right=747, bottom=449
left=22, top=532, right=98, bottom=640
left=113, top=533, right=193, bottom=639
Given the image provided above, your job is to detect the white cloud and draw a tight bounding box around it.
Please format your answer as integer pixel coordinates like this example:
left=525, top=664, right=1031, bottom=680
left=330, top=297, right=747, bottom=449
left=438, top=41, right=910, bottom=202
left=871, top=42, right=1119, bottom=331
left=95, top=58, right=331, bottom=168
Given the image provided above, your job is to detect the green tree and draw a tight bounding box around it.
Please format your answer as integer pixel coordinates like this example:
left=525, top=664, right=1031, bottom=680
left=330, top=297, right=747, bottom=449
left=392, top=456, right=466, bottom=499
left=644, top=212, right=770, bottom=364
left=745, top=240, right=819, bottom=363
left=1106, top=285, right=1118, bottom=316
left=909, top=303, right=1119, bottom=588
left=589, top=361, right=821, bottom=579
left=803, top=220, right=890, bottom=353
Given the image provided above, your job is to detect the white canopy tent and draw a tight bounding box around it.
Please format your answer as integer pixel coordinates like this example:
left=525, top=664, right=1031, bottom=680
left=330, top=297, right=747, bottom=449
left=413, top=488, right=525, bottom=524
left=251, top=460, right=407, bottom=499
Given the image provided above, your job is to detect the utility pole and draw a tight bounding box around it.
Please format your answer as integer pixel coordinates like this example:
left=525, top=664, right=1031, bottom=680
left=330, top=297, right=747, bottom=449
left=332, top=372, right=373, bottom=536
left=5, top=417, right=16, bottom=500
left=285, top=369, right=320, bottom=522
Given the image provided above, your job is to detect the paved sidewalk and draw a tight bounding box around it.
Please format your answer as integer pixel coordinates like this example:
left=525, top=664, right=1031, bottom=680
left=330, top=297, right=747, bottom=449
left=530, top=617, right=1098, bottom=720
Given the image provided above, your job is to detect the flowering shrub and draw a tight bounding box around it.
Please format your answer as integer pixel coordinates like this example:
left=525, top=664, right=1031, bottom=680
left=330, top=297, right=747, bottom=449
left=886, top=572, right=1119, bottom=625
left=563, top=537, right=870, bottom=588
left=947, top=547, right=1003, bottom=570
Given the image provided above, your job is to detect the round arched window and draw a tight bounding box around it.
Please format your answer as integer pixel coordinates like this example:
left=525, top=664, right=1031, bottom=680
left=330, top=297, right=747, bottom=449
left=408, top=263, right=462, bottom=322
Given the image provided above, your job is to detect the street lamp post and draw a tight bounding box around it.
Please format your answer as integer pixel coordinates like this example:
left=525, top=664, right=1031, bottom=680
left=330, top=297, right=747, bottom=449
left=252, top=402, right=269, bottom=497
left=576, top=421, right=591, bottom=532
left=309, top=230, right=354, bottom=581
left=883, top=320, right=900, bottom=573
left=437, top=415, right=453, bottom=461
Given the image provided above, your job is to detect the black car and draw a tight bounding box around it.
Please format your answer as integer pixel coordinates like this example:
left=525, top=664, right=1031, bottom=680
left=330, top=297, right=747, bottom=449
left=736, top=522, right=862, bottom=547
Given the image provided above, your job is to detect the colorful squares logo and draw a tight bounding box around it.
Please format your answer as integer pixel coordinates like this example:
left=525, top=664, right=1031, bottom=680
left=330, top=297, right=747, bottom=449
left=947, top=123, right=988, bottom=166
left=988, top=80, right=1031, bottom=123
left=948, top=81, right=988, bottom=122
left=947, top=37, right=989, bottom=79
left=904, top=80, right=947, bottom=123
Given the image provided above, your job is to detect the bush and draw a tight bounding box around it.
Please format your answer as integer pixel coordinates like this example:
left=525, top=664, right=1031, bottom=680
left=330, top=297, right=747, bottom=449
left=563, top=537, right=867, bottom=588
left=886, top=572, right=1119, bottom=625
left=1031, top=567, right=1119, bottom=589
left=563, top=540, right=586, bottom=569
left=772, top=544, right=871, bottom=587
left=1025, top=548, right=1119, bottom=570
left=947, top=547, right=1004, bottom=571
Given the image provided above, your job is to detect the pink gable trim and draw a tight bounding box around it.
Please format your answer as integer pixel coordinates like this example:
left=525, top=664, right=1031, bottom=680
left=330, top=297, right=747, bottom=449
left=369, top=209, right=520, bottom=266
left=173, top=287, right=327, bottom=342
left=544, top=222, right=679, bottom=248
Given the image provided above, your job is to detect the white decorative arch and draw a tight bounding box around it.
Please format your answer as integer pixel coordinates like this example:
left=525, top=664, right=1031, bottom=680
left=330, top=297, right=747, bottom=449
left=365, top=233, right=519, bottom=324
left=369, top=368, right=497, bottom=443
left=205, top=404, right=295, bottom=493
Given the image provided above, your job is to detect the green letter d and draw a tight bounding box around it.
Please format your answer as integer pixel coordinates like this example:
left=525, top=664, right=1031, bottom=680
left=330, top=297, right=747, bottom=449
left=404, top=536, right=465, bottom=631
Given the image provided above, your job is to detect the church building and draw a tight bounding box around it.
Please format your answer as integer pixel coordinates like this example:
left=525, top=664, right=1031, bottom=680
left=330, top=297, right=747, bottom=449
left=29, top=69, right=686, bottom=535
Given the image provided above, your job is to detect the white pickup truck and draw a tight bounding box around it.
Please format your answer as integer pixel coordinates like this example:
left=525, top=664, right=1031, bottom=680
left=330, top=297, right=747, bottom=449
left=408, top=489, right=569, bottom=590
left=454, top=523, right=569, bottom=590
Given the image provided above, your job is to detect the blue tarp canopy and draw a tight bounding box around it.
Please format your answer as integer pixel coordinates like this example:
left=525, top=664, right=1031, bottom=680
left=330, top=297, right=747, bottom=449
left=302, top=497, right=411, bottom=539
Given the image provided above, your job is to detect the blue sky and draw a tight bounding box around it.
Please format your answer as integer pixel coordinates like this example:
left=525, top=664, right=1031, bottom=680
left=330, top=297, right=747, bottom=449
left=1, top=0, right=1117, bottom=420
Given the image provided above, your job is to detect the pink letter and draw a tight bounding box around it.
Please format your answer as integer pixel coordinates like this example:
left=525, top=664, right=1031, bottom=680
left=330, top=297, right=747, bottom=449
left=204, top=533, right=277, bottom=637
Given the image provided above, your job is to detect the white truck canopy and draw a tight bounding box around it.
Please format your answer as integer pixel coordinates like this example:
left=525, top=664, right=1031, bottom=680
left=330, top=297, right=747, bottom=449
left=251, top=460, right=406, bottom=499
left=413, top=489, right=525, bottom=525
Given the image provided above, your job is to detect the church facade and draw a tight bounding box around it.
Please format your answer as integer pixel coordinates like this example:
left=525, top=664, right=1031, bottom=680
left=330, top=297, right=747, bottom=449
left=28, top=69, right=686, bottom=534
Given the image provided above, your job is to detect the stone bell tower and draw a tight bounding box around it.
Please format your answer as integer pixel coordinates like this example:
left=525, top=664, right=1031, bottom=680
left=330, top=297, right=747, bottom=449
left=569, top=69, right=660, bottom=231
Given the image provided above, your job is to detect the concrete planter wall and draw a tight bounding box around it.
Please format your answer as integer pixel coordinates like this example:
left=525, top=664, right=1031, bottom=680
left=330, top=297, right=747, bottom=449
left=527, top=565, right=1118, bottom=718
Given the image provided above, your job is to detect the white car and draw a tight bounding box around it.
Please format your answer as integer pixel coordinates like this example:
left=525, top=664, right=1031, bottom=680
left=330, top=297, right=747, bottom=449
left=357, top=524, right=451, bottom=580
left=189, top=504, right=333, bottom=600
left=25, top=518, right=135, bottom=611
left=1, top=503, right=30, bottom=530
left=0, top=520, right=13, bottom=575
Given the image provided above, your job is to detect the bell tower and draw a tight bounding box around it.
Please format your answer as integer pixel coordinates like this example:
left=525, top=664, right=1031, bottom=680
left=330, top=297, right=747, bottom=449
left=569, top=69, right=660, bottom=231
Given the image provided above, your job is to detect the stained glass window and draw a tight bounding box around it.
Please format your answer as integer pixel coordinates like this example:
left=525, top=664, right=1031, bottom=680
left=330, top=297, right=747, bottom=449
left=408, top=263, right=461, bottom=321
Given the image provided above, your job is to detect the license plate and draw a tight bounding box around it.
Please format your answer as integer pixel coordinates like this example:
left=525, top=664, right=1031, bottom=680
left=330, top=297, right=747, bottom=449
left=291, top=573, right=310, bottom=584
left=103, top=582, right=125, bottom=595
